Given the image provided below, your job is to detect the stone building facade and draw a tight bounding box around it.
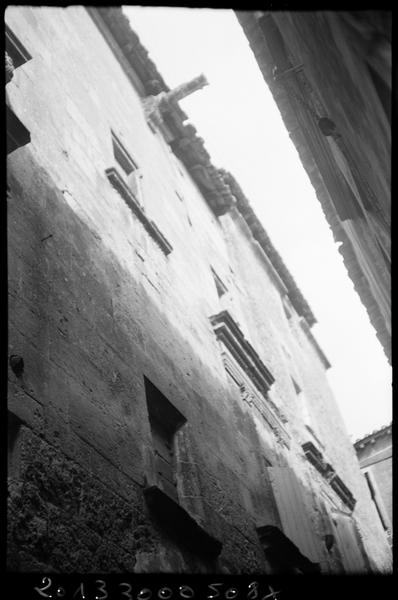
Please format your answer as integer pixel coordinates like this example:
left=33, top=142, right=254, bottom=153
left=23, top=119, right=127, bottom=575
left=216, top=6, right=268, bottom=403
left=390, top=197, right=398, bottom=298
left=354, top=424, right=392, bottom=548
left=6, top=7, right=392, bottom=574
left=236, top=11, right=391, bottom=364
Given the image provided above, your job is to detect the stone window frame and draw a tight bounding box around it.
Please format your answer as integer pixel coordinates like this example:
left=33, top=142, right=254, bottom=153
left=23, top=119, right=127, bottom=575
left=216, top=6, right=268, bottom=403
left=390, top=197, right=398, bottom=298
left=144, top=376, right=186, bottom=503
left=6, top=25, right=32, bottom=154
left=110, top=130, right=143, bottom=205
left=6, top=24, right=32, bottom=71
left=282, top=295, right=294, bottom=320
left=142, top=376, right=222, bottom=558
left=105, top=132, right=172, bottom=256
left=210, top=310, right=290, bottom=448
left=7, top=106, right=31, bottom=155
left=291, top=376, right=324, bottom=450
left=302, top=441, right=356, bottom=511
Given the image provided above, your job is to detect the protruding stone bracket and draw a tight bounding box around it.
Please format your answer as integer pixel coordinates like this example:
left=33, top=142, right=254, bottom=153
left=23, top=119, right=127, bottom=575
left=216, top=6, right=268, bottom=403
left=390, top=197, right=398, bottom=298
left=143, top=74, right=208, bottom=128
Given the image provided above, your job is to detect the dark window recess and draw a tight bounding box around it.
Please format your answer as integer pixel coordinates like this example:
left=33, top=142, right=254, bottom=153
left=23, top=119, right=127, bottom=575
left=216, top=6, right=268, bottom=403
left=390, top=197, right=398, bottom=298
left=7, top=105, right=30, bottom=155
left=291, top=378, right=301, bottom=395
left=105, top=168, right=172, bottom=256
left=257, top=525, right=321, bottom=574
left=6, top=24, right=32, bottom=70
left=144, top=377, right=186, bottom=502
left=211, top=268, right=228, bottom=298
left=111, top=131, right=138, bottom=177
left=143, top=378, right=223, bottom=558
left=329, top=475, right=356, bottom=512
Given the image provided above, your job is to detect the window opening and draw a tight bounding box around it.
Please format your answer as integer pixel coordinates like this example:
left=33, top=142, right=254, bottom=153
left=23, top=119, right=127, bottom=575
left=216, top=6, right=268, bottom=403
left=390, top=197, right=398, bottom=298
left=111, top=130, right=143, bottom=205
left=144, top=377, right=186, bottom=502
left=7, top=105, right=30, bottom=154
left=211, top=267, right=228, bottom=298
left=6, top=25, right=32, bottom=70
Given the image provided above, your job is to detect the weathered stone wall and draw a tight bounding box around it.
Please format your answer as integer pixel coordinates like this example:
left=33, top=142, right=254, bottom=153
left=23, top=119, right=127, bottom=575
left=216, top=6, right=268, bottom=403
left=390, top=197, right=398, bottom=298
left=370, top=457, right=393, bottom=528
left=356, top=434, right=392, bottom=530
left=7, top=6, right=391, bottom=573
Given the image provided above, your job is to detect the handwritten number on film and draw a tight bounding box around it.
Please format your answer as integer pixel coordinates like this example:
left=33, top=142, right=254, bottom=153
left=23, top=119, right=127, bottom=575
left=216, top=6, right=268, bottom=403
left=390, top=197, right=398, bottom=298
left=34, top=578, right=53, bottom=598
left=34, top=578, right=280, bottom=599
left=119, top=582, right=133, bottom=600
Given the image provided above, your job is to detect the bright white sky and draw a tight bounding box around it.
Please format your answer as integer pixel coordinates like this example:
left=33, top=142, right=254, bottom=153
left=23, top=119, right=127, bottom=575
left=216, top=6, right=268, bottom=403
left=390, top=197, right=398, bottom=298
left=123, top=6, right=391, bottom=441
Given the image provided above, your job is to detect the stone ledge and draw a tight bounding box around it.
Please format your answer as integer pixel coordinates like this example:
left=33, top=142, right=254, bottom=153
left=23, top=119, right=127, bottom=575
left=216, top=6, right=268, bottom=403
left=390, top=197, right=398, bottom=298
left=143, top=485, right=223, bottom=558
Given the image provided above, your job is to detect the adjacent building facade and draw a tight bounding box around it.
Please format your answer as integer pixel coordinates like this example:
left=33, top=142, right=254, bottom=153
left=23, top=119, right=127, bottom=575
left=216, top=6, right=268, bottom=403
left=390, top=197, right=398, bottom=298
left=7, top=7, right=392, bottom=574
left=236, top=11, right=391, bottom=364
left=355, top=424, right=392, bottom=548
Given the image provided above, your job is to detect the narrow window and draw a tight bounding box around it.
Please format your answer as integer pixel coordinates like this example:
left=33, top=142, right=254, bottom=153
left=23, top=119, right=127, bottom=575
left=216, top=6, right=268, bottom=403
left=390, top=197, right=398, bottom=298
left=292, top=378, right=311, bottom=429
left=211, top=267, right=228, bottom=298
left=7, top=105, right=30, bottom=155
left=292, top=377, right=324, bottom=449
left=111, top=131, right=137, bottom=176
left=6, top=24, right=32, bottom=71
left=111, top=131, right=143, bottom=205
left=144, top=377, right=186, bottom=502
left=6, top=26, right=31, bottom=153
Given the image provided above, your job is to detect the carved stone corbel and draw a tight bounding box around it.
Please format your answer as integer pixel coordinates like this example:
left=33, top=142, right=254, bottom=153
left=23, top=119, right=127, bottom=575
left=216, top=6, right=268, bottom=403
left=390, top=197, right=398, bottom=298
left=143, top=74, right=208, bottom=129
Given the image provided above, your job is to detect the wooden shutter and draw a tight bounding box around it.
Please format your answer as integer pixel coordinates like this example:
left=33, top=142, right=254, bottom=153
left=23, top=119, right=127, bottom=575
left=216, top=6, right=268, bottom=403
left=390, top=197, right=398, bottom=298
left=268, top=466, right=325, bottom=565
left=332, top=514, right=366, bottom=573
